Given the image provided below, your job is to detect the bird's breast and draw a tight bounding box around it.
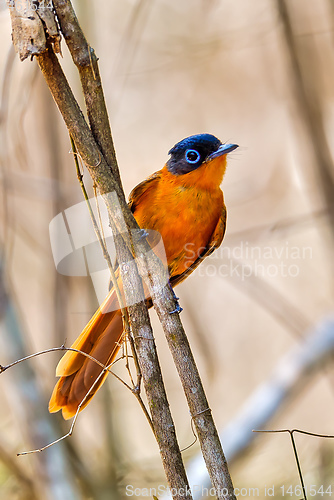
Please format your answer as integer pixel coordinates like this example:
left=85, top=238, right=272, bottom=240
left=133, top=174, right=225, bottom=276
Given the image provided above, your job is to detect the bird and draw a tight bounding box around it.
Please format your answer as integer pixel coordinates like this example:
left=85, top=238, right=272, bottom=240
left=49, top=133, right=238, bottom=419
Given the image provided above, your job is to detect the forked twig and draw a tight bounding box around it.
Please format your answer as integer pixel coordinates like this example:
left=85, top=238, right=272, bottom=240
left=253, top=428, right=334, bottom=500
left=0, top=343, right=154, bottom=454
left=127, top=334, right=142, bottom=394
left=254, top=428, right=334, bottom=438
left=1, top=345, right=107, bottom=375
left=18, top=359, right=116, bottom=456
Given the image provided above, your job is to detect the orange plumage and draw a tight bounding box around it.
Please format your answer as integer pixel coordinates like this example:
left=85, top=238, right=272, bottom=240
left=49, top=134, right=238, bottom=419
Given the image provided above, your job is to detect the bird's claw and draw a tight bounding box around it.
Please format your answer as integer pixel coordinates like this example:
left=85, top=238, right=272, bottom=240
left=168, top=281, right=179, bottom=301
left=138, top=228, right=149, bottom=240
left=169, top=303, right=183, bottom=314
left=168, top=281, right=182, bottom=313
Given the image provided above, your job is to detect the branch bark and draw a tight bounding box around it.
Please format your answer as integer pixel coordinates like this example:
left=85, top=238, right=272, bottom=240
left=6, top=0, right=61, bottom=61
left=36, top=45, right=191, bottom=499
left=186, top=316, right=334, bottom=499
left=7, top=1, right=236, bottom=498
left=52, top=0, right=120, bottom=184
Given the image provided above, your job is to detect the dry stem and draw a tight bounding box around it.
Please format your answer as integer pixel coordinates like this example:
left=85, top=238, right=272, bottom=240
left=7, top=1, right=236, bottom=498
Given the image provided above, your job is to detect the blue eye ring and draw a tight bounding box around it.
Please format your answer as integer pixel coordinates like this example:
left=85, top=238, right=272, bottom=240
left=185, top=149, right=200, bottom=164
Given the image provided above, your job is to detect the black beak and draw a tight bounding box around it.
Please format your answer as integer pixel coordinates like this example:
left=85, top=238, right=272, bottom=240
left=207, top=143, right=239, bottom=161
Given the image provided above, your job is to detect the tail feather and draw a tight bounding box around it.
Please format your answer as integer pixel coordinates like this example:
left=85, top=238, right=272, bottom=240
left=49, top=289, right=124, bottom=420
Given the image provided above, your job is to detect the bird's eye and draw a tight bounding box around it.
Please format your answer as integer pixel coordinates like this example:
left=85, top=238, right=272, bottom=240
left=185, top=149, right=200, bottom=164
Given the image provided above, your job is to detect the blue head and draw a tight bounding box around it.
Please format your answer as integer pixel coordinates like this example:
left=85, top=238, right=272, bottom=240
left=166, top=134, right=238, bottom=176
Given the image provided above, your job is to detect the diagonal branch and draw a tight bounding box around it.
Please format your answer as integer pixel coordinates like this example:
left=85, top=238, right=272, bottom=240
left=7, top=1, right=236, bottom=498
left=52, top=0, right=120, bottom=184
left=35, top=43, right=191, bottom=500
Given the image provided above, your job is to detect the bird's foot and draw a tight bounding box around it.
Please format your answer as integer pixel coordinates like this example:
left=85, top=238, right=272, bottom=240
left=138, top=228, right=149, bottom=240
left=168, top=281, right=182, bottom=314
left=169, top=303, right=183, bottom=314
left=168, top=281, right=179, bottom=301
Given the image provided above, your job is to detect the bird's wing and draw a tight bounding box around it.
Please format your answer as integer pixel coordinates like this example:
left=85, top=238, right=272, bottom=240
left=107, top=171, right=161, bottom=290
left=169, top=206, right=226, bottom=288
left=128, top=171, right=161, bottom=213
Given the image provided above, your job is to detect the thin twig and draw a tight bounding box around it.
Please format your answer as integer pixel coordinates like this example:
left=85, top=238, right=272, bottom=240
left=1, top=343, right=154, bottom=454
left=18, top=358, right=115, bottom=456
left=254, top=428, right=334, bottom=500
left=70, top=136, right=131, bottom=328
left=0, top=343, right=152, bottom=404
left=180, top=418, right=198, bottom=453
left=17, top=351, right=152, bottom=455
left=253, top=428, right=334, bottom=438
left=0, top=345, right=127, bottom=387
left=125, top=333, right=153, bottom=431
left=124, top=332, right=136, bottom=389
left=92, top=173, right=143, bottom=392
left=128, top=334, right=142, bottom=394
left=71, top=137, right=147, bottom=420
left=93, top=183, right=107, bottom=260
left=290, top=432, right=307, bottom=500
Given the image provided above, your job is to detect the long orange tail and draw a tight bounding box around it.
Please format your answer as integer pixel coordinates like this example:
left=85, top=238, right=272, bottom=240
left=49, top=289, right=124, bottom=420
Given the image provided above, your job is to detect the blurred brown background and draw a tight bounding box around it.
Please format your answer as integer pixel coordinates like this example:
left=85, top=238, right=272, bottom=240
left=0, top=0, right=334, bottom=499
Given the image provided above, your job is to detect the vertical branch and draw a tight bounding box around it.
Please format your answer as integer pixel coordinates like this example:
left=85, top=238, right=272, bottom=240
left=7, top=1, right=236, bottom=498
left=35, top=43, right=192, bottom=500
left=111, top=232, right=193, bottom=500
left=254, top=428, right=334, bottom=500
left=140, top=278, right=236, bottom=500
left=289, top=433, right=307, bottom=500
